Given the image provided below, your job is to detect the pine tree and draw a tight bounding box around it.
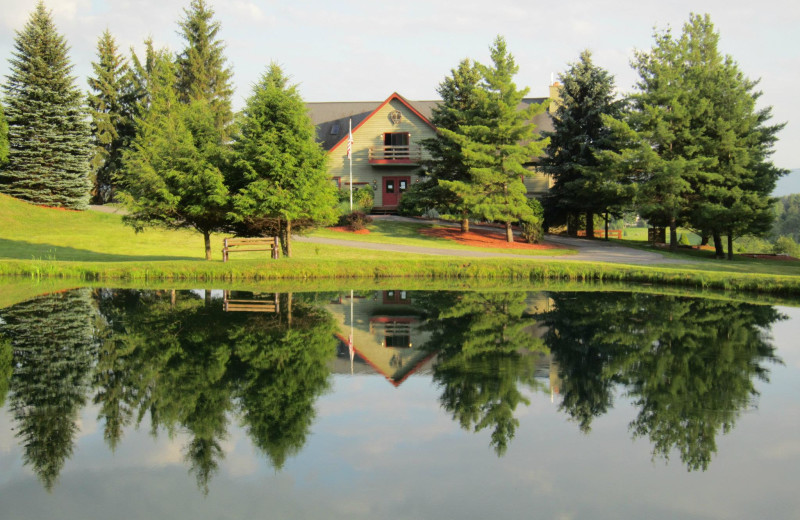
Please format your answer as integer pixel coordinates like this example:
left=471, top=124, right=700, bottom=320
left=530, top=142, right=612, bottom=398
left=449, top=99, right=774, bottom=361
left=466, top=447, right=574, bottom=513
left=87, top=30, right=141, bottom=203
left=175, top=0, right=234, bottom=133
left=229, top=63, right=337, bottom=258
left=420, top=59, right=482, bottom=232
left=542, top=50, right=629, bottom=238
left=118, top=51, right=229, bottom=260
left=0, top=104, right=8, bottom=168
left=0, top=2, right=92, bottom=209
left=440, top=37, right=548, bottom=242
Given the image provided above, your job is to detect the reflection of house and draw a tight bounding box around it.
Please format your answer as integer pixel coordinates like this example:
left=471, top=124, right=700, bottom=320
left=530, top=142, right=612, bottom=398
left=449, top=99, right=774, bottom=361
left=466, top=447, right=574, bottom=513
left=307, top=85, right=559, bottom=212
left=326, top=291, right=435, bottom=386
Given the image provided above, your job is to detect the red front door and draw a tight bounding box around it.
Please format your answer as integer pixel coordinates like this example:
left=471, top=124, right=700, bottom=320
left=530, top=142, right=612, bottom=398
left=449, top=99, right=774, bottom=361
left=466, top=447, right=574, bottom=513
left=382, top=176, right=410, bottom=207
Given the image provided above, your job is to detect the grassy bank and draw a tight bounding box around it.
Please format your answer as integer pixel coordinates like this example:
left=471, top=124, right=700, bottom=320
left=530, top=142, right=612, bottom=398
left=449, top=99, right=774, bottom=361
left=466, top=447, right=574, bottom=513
left=1, top=194, right=798, bottom=296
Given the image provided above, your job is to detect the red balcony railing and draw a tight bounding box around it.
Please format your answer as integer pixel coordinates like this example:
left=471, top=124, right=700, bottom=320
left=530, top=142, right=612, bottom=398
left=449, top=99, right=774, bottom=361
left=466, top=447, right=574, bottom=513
left=368, top=145, right=422, bottom=165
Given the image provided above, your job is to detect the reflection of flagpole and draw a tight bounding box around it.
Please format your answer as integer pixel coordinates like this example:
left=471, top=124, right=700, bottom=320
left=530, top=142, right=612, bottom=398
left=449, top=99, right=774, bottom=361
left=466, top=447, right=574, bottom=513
left=349, top=290, right=354, bottom=375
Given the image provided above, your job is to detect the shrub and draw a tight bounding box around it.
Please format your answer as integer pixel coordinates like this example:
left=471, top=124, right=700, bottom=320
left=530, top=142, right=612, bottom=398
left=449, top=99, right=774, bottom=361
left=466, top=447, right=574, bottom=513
left=774, top=235, right=800, bottom=257
left=520, top=198, right=544, bottom=243
left=353, top=185, right=374, bottom=212
left=338, top=211, right=372, bottom=231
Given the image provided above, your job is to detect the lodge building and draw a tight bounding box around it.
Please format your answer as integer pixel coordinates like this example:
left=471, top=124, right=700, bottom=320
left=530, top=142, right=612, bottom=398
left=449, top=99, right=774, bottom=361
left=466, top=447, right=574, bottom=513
left=306, top=84, right=561, bottom=213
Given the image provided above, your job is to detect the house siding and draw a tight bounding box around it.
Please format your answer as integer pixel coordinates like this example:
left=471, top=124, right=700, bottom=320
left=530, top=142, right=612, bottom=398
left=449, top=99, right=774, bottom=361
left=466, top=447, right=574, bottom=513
left=326, top=98, right=437, bottom=207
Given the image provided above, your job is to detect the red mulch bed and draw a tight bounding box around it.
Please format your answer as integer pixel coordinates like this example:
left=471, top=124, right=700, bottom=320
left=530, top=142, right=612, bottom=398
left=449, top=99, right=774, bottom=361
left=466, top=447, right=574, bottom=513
left=419, top=227, right=564, bottom=250
left=740, top=254, right=799, bottom=261
left=329, top=226, right=370, bottom=235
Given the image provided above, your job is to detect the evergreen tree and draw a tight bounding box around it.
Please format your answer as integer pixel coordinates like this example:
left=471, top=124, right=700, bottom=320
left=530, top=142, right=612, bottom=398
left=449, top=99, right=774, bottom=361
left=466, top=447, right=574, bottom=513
left=0, top=2, right=92, bottom=209
left=419, top=59, right=482, bottom=232
left=118, top=51, right=229, bottom=260
left=0, top=104, right=8, bottom=168
left=175, top=0, right=234, bottom=133
left=0, top=289, right=97, bottom=490
left=87, top=30, right=141, bottom=203
left=542, top=51, right=630, bottom=237
left=678, top=15, right=786, bottom=259
left=439, top=37, right=548, bottom=242
left=229, top=63, right=337, bottom=258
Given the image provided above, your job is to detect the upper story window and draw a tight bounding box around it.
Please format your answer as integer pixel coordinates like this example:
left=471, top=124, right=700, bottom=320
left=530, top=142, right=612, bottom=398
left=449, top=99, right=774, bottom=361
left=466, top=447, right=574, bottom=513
left=330, top=123, right=340, bottom=135
left=384, top=132, right=409, bottom=147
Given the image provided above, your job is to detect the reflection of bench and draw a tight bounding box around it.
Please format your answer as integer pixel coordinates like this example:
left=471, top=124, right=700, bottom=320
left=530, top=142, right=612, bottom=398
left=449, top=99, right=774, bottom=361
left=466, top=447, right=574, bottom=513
left=222, top=237, right=279, bottom=262
left=223, top=291, right=279, bottom=312
left=577, top=229, right=623, bottom=239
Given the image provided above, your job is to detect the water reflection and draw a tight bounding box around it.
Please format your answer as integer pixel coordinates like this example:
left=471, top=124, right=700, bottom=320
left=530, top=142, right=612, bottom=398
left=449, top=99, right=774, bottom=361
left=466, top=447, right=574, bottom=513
left=541, top=292, right=784, bottom=471
left=0, top=288, right=788, bottom=493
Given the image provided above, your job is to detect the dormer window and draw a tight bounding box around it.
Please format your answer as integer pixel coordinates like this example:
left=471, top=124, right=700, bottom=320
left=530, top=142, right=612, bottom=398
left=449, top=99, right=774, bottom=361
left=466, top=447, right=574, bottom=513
left=330, top=123, right=340, bottom=135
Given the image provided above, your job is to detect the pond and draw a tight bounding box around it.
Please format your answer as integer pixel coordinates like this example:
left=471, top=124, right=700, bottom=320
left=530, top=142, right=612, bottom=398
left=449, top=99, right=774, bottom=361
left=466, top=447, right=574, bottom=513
left=0, top=287, right=798, bottom=519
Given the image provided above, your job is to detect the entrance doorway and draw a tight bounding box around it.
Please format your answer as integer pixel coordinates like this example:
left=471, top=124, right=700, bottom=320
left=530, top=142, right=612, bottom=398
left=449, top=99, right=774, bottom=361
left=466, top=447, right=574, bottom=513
left=382, top=176, right=410, bottom=207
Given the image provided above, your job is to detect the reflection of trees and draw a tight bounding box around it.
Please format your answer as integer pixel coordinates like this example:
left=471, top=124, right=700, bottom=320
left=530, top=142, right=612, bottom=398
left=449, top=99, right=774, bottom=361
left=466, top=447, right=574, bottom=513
left=0, top=289, right=97, bottom=490
left=0, top=335, right=11, bottom=409
left=93, top=290, right=336, bottom=493
left=417, top=292, right=548, bottom=455
left=541, top=292, right=784, bottom=471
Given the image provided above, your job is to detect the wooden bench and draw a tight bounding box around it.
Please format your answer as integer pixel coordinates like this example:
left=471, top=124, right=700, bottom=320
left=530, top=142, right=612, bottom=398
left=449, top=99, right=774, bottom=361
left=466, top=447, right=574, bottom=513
left=222, top=237, right=279, bottom=262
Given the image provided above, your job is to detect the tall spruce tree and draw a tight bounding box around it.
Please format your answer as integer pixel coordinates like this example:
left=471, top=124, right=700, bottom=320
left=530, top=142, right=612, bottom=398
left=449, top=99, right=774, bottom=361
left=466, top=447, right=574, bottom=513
left=420, top=59, right=482, bottom=232
left=439, top=37, right=548, bottom=242
left=0, top=2, right=92, bottom=209
left=175, top=0, right=234, bottom=133
left=542, top=51, right=630, bottom=238
left=87, top=30, right=141, bottom=203
left=119, top=50, right=229, bottom=260
left=229, top=64, right=337, bottom=258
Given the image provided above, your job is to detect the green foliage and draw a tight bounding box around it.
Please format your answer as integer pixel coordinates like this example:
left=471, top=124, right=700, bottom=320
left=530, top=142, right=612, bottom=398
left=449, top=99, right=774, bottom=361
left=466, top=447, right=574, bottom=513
left=678, top=233, right=691, bottom=246
left=609, top=14, right=786, bottom=257
left=520, top=198, right=544, bottom=243
left=419, top=59, right=482, bottom=223
left=0, top=289, right=96, bottom=490
left=440, top=37, right=548, bottom=241
left=87, top=30, right=141, bottom=203
left=175, top=0, right=234, bottom=133
left=772, top=194, right=800, bottom=242
left=416, top=291, right=547, bottom=455
left=119, top=51, right=230, bottom=260
left=542, top=50, right=629, bottom=236
left=0, top=104, right=8, bottom=167
left=229, top=63, right=337, bottom=257
left=0, top=2, right=92, bottom=209
left=0, top=335, right=11, bottom=409
left=541, top=292, right=784, bottom=470
left=773, top=236, right=800, bottom=257
left=353, top=184, right=374, bottom=212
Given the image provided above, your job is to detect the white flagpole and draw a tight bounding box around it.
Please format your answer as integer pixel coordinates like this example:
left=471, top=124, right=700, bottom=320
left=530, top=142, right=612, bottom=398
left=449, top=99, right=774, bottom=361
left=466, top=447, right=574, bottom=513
left=349, top=290, right=354, bottom=375
left=348, top=118, right=353, bottom=211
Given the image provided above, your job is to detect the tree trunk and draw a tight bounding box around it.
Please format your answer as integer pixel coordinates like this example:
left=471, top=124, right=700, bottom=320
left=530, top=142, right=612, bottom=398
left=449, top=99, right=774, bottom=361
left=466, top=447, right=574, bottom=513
left=586, top=211, right=595, bottom=239
left=287, top=292, right=293, bottom=327
left=505, top=221, right=514, bottom=243
left=204, top=289, right=212, bottom=306
left=567, top=213, right=578, bottom=237
left=461, top=216, right=469, bottom=233
left=281, top=219, right=292, bottom=258
left=203, top=230, right=212, bottom=261
left=700, top=230, right=710, bottom=246
left=727, top=232, right=734, bottom=261
left=604, top=212, right=609, bottom=240
left=713, top=230, right=725, bottom=258
left=669, top=218, right=678, bottom=253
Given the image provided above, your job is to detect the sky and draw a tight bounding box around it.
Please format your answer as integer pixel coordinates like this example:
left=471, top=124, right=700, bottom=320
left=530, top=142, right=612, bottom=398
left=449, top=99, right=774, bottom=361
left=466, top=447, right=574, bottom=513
left=0, top=0, right=798, bottom=172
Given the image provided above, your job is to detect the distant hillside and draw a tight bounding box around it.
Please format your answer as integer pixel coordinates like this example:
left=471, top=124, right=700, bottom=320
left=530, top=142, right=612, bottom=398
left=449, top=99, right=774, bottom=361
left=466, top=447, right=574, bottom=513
left=774, top=168, right=800, bottom=196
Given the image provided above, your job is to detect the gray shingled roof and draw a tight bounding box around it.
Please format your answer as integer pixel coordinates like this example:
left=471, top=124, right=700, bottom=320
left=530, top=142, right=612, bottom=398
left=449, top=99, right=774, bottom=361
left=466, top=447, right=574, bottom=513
left=306, top=96, right=553, bottom=151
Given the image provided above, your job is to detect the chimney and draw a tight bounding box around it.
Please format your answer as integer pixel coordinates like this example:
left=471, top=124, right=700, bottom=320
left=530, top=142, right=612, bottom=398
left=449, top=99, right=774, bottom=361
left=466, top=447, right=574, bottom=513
left=548, top=80, right=562, bottom=115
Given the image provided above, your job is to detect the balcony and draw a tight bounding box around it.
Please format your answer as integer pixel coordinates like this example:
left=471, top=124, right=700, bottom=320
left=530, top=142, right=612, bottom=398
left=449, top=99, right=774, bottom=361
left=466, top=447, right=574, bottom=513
left=368, top=145, right=423, bottom=166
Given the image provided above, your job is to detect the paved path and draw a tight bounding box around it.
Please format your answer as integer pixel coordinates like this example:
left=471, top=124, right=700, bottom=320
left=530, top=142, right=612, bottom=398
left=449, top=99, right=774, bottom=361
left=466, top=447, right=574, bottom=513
left=297, top=217, right=692, bottom=266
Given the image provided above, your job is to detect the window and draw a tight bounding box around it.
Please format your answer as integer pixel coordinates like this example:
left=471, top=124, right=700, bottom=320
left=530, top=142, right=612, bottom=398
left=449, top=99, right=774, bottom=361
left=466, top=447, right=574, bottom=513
left=384, top=132, right=409, bottom=147
left=330, top=123, right=340, bottom=135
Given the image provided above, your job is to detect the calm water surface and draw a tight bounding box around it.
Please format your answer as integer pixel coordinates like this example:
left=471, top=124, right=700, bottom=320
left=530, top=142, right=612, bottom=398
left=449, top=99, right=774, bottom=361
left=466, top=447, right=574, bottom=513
left=0, top=288, right=798, bottom=519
